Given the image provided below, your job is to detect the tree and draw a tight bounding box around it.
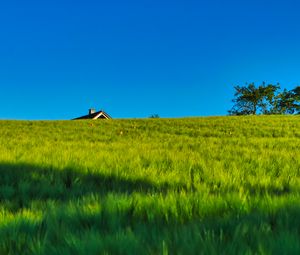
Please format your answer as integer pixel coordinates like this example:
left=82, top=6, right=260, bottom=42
left=292, top=86, right=300, bottom=97
left=228, top=83, right=260, bottom=115
left=273, top=89, right=298, bottom=114
left=292, top=86, right=300, bottom=114
left=229, top=82, right=280, bottom=115
left=270, top=86, right=300, bottom=114
left=229, top=83, right=300, bottom=115
left=258, top=83, right=280, bottom=114
left=149, top=114, right=160, bottom=118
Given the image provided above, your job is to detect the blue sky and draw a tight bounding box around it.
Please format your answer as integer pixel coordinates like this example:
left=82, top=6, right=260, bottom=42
left=1, top=0, right=300, bottom=119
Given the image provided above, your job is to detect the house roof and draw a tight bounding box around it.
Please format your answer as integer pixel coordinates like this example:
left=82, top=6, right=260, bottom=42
left=73, top=110, right=112, bottom=120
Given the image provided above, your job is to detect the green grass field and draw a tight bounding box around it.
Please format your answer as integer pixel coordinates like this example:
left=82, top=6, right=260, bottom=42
left=0, top=116, right=300, bottom=254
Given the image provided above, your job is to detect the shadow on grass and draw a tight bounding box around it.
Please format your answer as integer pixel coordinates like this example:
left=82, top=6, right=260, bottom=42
left=0, top=161, right=186, bottom=206
left=0, top=161, right=296, bottom=208
left=1, top=162, right=300, bottom=254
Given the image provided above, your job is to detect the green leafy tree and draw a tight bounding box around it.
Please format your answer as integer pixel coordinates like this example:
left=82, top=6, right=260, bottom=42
left=271, top=86, right=300, bottom=114
left=229, top=83, right=300, bottom=115
left=149, top=114, right=160, bottom=118
left=273, top=89, right=298, bottom=114
left=229, top=82, right=280, bottom=115
left=292, top=86, right=300, bottom=113
left=258, top=83, right=280, bottom=114
left=229, top=83, right=260, bottom=115
left=292, top=86, right=300, bottom=97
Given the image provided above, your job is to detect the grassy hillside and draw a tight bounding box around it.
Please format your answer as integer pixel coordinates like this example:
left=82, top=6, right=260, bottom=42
left=0, top=116, right=299, bottom=254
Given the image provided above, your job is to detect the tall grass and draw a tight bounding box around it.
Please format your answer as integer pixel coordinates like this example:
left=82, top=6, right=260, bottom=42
left=0, top=116, right=299, bottom=254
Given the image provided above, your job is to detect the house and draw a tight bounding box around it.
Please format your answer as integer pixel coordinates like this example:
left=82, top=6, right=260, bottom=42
left=73, top=109, right=112, bottom=120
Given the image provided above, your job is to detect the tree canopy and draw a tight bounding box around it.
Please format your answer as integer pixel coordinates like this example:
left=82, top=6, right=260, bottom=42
left=229, top=83, right=300, bottom=115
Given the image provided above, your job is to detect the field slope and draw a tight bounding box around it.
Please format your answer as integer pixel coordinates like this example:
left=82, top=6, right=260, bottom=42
left=0, top=116, right=299, bottom=254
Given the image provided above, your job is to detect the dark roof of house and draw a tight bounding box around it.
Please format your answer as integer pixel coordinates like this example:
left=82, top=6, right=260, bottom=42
left=73, top=110, right=112, bottom=120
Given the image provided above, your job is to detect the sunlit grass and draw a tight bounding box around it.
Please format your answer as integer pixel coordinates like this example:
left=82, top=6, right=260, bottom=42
left=0, top=116, right=299, bottom=254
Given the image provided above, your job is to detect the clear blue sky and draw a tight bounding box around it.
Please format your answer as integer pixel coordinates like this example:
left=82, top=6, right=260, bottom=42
left=1, top=0, right=300, bottom=119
